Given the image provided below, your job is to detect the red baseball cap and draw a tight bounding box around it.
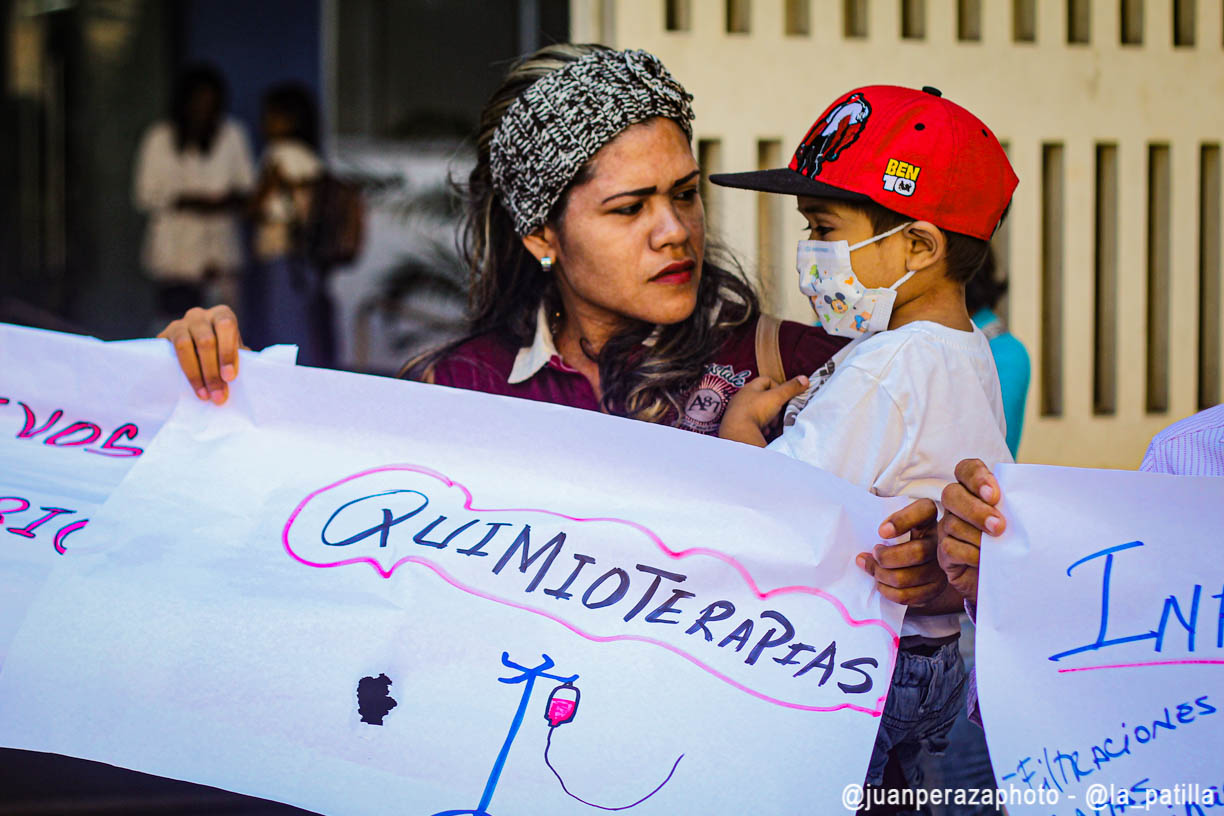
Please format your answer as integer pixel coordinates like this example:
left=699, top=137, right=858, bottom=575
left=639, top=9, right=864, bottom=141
left=709, top=85, right=1017, bottom=241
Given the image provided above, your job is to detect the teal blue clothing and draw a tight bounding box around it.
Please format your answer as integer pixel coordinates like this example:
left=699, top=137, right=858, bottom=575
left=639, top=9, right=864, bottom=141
left=972, top=308, right=1030, bottom=458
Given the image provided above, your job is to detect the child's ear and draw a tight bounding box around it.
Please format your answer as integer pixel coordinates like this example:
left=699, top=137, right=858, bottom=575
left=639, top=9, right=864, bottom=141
left=903, top=221, right=946, bottom=273
left=522, top=227, right=560, bottom=268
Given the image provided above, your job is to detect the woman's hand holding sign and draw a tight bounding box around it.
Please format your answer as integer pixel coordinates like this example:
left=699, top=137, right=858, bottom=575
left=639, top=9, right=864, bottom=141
left=936, top=458, right=1006, bottom=606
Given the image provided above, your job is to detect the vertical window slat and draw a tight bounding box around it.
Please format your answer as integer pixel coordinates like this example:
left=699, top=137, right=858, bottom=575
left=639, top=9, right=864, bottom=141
left=958, top=0, right=982, bottom=41
left=785, top=0, right=810, bottom=35
left=901, top=0, right=926, bottom=39
left=1199, top=145, right=1222, bottom=409
left=726, top=0, right=751, bottom=33
left=757, top=140, right=785, bottom=308
left=1014, top=0, right=1037, bottom=41
left=1146, top=144, right=1171, bottom=414
left=1068, top=0, right=1092, bottom=43
left=1094, top=144, right=1119, bottom=415
left=1173, top=0, right=1196, bottom=45
left=666, top=0, right=692, bottom=32
left=1121, top=0, right=1144, bottom=44
left=1042, top=143, right=1065, bottom=417
left=844, top=0, right=868, bottom=38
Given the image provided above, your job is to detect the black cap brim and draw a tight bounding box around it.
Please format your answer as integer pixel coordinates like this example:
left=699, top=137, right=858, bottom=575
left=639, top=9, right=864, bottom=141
left=709, top=167, right=873, bottom=204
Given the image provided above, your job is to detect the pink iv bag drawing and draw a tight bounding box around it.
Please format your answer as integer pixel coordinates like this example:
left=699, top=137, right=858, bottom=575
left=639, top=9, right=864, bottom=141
left=545, top=682, right=580, bottom=728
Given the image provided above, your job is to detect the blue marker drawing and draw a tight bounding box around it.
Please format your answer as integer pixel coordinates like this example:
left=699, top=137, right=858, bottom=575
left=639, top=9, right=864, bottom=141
left=1049, top=541, right=1154, bottom=662
left=431, top=652, right=577, bottom=816
left=430, top=651, right=684, bottom=815
left=1049, top=540, right=1224, bottom=666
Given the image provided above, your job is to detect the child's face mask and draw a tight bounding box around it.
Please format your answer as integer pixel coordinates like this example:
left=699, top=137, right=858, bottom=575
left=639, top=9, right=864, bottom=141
left=796, top=221, right=914, bottom=338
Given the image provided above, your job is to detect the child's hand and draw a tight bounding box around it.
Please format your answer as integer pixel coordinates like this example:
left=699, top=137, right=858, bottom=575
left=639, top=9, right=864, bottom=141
left=857, top=499, right=956, bottom=611
left=851, top=499, right=944, bottom=606
left=718, top=375, right=809, bottom=447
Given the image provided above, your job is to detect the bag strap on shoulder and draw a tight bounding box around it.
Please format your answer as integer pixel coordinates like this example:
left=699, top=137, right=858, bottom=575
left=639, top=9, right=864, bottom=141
left=754, top=313, right=785, bottom=383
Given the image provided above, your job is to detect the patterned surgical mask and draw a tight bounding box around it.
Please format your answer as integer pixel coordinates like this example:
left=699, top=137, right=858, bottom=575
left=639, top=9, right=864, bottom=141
left=797, top=222, right=914, bottom=338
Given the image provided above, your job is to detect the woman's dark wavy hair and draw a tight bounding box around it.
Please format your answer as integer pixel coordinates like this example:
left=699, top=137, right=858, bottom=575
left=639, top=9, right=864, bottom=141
left=171, top=63, right=227, bottom=153
left=405, top=43, right=760, bottom=425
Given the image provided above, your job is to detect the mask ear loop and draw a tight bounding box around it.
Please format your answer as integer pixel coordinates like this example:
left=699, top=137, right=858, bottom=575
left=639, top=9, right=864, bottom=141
left=846, top=220, right=912, bottom=252
left=845, top=221, right=917, bottom=291
left=889, top=268, right=918, bottom=291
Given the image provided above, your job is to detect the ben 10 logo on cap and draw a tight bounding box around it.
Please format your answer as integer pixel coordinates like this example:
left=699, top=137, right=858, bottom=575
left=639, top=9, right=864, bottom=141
left=882, top=158, right=921, bottom=197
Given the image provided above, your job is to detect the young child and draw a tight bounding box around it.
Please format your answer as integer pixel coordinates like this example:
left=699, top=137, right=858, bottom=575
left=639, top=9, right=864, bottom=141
left=710, top=85, right=1017, bottom=792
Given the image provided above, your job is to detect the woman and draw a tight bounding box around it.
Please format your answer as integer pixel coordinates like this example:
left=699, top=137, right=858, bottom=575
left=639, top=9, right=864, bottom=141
left=159, top=44, right=944, bottom=602
left=133, top=63, right=255, bottom=322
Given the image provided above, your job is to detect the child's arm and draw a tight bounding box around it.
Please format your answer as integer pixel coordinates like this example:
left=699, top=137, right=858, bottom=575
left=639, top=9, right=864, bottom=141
left=767, top=363, right=907, bottom=490
left=718, top=375, right=809, bottom=447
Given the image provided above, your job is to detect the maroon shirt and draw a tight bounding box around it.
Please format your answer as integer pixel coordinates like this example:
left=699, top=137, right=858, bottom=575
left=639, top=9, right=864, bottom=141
left=429, top=315, right=846, bottom=437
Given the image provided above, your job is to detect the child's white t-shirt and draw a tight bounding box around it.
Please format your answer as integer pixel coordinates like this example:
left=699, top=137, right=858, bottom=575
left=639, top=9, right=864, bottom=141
left=766, top=320, right=1014, bottom=639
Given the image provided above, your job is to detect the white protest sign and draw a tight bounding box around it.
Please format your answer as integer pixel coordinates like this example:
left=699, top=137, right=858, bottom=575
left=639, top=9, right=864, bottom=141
left=977, top=464, right=1224, bottom=816
left=0, top=321, right=293, bottom=663
left=0, top=337, right=908, bottom=816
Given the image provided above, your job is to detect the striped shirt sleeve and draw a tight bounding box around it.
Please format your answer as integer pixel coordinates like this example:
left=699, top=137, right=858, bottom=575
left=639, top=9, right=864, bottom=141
left=1138, top=404, right=1224, bottom=476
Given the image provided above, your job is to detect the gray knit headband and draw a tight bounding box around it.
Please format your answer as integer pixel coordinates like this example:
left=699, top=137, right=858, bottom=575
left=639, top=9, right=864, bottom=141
left=490, top=48, right=696, bottom=236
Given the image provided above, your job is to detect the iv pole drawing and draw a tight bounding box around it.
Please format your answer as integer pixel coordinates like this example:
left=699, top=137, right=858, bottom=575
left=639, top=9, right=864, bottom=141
left=431, top=652, right=577, bottom=816
left=430, top=650, right=683, bottom=816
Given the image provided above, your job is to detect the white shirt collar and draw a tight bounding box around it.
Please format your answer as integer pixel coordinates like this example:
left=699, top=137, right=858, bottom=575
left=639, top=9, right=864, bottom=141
left=507, top=302, right=670, bottom=384
left=508, top=303, right=561, bottom=384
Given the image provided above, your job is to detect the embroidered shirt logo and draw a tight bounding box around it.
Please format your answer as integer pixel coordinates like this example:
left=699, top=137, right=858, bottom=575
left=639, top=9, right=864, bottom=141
left=679, top=363, right=752, bottom=435
left=882, top=157, right=921, bottom=197
left=783, top=358, right=837, bottom=427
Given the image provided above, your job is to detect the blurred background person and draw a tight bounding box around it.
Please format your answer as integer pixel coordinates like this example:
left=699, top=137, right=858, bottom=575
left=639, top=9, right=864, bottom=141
left=132, top=63, right=254, bottom=326
left=967, top=249, right=1030, bottom=459
left=247, top=81, right=332, bottom=366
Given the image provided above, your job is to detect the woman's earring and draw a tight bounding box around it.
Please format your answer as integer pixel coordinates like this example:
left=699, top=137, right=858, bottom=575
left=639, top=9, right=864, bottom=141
left=540, top=256, right=553, bottom=272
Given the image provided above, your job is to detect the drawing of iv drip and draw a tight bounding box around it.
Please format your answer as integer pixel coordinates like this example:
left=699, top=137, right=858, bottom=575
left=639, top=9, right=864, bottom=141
left=431, top=651, right=578, bottom=816
left=431, top=652, right=684, bottom=816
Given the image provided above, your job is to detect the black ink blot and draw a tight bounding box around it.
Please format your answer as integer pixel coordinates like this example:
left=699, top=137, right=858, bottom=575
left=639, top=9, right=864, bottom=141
left=357, top=673, right=398, bottom=725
